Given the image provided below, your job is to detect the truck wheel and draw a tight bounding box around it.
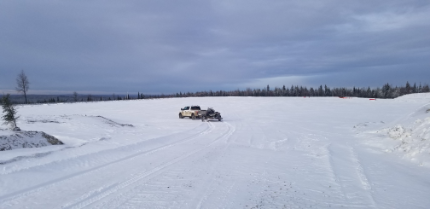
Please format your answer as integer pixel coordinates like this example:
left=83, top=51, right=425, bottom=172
left=179, top=113, right=183, bottom=119
left=201, top=117, right=205, bottom=122
left=191, top=114, right=196, bottom=120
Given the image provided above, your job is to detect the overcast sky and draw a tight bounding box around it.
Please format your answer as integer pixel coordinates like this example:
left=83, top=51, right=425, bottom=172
left=1, top=0, right=429, bottom=95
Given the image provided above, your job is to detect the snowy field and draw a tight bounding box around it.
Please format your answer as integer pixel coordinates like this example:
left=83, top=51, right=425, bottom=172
left=1, top=95, right=430, bottom=208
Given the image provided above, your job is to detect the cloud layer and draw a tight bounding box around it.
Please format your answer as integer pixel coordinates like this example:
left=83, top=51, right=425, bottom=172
left=1, top=0, right=429, bottom=94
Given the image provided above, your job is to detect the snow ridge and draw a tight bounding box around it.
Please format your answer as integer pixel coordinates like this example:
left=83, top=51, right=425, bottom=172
left=0, top=131, right=63, bottom=151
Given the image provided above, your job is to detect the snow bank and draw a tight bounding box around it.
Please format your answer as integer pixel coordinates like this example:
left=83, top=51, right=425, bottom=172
left=395, top=92, right=430, bottom=100
left=381, top=117, right=430, bottom=166
left=0, top=131, right=63, bottom=151
left=360, top=93, right=430, bottom=166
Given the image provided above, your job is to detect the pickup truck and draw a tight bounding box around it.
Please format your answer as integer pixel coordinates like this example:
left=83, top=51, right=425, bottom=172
left=179, top=105, right=201, bottom=120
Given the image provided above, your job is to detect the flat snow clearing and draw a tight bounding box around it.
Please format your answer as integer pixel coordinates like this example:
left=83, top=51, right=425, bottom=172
left=1, top=95, right=430, bottom=208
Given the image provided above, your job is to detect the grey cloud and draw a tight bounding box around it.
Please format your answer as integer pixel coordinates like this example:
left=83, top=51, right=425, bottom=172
left=1, top=0, right=429, bottom=94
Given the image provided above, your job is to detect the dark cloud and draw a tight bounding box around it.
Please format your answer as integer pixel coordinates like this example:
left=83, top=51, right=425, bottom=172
left=1, top=0, right=429, bottom=94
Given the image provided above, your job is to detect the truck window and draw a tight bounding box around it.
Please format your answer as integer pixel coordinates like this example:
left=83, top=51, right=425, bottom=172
left=183, top=106, right=190, bottom=110
left=191, top=106, right=201, bottom=110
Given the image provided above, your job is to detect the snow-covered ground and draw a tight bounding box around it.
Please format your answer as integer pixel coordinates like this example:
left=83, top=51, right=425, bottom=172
left=1, top=95, right=430, bottom=208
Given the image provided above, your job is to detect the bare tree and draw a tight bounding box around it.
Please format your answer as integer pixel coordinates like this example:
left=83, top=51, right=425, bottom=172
left=16, top=70, right=30, bottom=104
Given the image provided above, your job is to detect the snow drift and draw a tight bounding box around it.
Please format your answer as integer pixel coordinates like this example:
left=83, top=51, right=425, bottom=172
left=382, top=114, right=430, bottom=166
left=0, top=130, right=63, bottom=151
left=360, top=93, right=430, bottom=167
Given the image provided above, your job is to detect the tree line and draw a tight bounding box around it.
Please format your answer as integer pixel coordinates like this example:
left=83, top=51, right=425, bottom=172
left=3, top=70, right=430, bottom=105
left=172, top=82, right=429, bottom=99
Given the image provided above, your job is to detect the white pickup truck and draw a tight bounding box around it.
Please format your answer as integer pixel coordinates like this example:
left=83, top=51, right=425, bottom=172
left=179, top=105, right=201, bottom=120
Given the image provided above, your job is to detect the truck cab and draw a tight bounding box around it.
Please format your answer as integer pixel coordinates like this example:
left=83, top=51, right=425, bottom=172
left=179, top=105, right=201, bottom=119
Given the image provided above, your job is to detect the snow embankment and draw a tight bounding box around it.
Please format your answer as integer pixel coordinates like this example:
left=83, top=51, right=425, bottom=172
left=360, top=93, right=430, bottom=166
left=383, top=117, right=430, bottom=164
left=395, top=92, right=430, bottom=100
left=0, top=130, right=63, bottom=151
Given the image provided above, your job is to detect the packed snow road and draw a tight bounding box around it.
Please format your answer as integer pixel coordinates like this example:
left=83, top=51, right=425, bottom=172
left=1, top=96, right=430, bottom=208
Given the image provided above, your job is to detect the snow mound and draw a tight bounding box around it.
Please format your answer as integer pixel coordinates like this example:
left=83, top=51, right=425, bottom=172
left=395, top=92, right=430, bottom=100
left=387, top=125, right=408, bottom=139
left=383, top=118, right=430, bottom=165
left=359, top=99, right=430, bottom=166
left=0, top=131, right=63, bottom=151
left=370, top=115, right=430, bottom=166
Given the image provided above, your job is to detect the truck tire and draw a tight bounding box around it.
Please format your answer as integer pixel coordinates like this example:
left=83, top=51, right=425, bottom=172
left=179, top=113, right=183, bottom=119
left=191, top=114, right=196, bottom=120
left=201, top=116, right=205, bottom=122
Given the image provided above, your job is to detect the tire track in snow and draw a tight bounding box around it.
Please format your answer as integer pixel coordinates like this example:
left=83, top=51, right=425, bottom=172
left=62, top=122, right=233, bottom=209
left=67, top=121, right=230, bottom=209
left=194, top=121, right=236, bottom=209
left=327, top=144, right=377, bottom=208
left=1, top=122, right=211, bottom=175
left=0, top=123, right=215, bottom=208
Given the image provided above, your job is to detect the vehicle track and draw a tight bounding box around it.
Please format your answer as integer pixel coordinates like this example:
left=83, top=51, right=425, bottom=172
left=194, top=122, right=236, bottom=209
left=1, top=122, right=212, bottom=175
left=0, top=123, right=216, bottom=208
left=327, top=143, right=377, bottom=208
left=62, top=122, right=234, bottom=209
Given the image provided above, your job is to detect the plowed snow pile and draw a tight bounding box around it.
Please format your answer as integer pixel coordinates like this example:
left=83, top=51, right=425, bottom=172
left=385, top=117, right=430, bottom=164
left=359, top=94, right=430, bottom=167
left=0, top=130, right=63, bottom=151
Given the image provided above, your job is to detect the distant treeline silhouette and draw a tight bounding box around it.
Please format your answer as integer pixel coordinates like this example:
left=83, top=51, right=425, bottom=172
left=172, top=82, right=429, bottom=99
left=7, top=81, right=430, bottom=104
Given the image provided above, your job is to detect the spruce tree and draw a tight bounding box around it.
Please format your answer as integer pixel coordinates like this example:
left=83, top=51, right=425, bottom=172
left=422, top=84, right=430, bottom=92
left=405, top=81, right=411, bottom=94
left=382, top=83, right=391, bottom=98
left=1, top=94, right=19, bottom=130
left=73, top=92, right=78, bottom=102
